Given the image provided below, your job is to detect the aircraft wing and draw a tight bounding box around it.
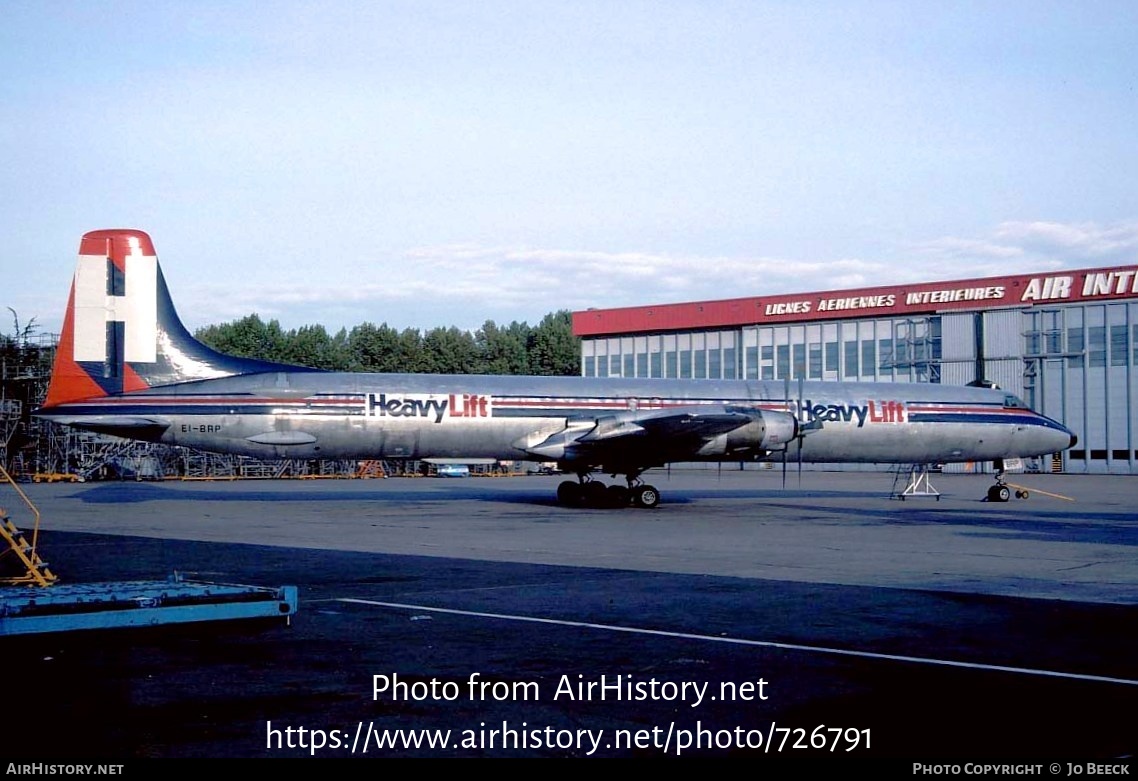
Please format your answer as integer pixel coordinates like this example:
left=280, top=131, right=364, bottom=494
left=522, top=404, right=796, bottom=469
left=578, top=406, right=754, bottom=442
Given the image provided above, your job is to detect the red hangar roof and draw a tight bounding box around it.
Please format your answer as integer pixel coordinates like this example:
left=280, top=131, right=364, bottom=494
left=571, top=264, right=1138, bottom=337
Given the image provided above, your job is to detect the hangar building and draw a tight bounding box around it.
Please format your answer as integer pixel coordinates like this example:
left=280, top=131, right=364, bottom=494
left=571, top=265, right=1138, bottom=475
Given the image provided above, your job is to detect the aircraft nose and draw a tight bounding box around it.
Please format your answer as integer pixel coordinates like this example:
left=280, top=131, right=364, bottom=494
left=1052, top=419, right=1077, bottom=452
left=1036, top=414, right=1077, bottom=454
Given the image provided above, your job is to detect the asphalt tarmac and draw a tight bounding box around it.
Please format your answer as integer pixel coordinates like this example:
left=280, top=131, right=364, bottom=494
left=4, top=470, right=1136, bottom=762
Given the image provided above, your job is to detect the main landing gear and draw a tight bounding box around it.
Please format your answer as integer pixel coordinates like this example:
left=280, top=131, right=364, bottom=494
left=556, top=477, right=661, bottom=509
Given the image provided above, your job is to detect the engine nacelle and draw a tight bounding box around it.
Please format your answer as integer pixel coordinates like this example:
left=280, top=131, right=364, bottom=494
left=696, top=410, right=799, bottom=457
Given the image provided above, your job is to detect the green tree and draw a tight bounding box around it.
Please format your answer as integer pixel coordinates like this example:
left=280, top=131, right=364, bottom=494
left=196, top=315, right=288, bottom=362
left=394, top=328, right=428, bottom=373
left=282, top=324, right=350, bottom=371
left=194, top=309, right=581, bottom=376
left=528, top=310, right=580, bottom=376
left=476, top=320, right=530, bottom=375
left=346, top=322, right=401, bottom=372
left=421, top=326, right=479, bottom=374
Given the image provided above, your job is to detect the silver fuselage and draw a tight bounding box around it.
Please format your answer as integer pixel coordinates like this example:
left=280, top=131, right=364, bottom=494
left=42, top=372, right=1076, bottom=466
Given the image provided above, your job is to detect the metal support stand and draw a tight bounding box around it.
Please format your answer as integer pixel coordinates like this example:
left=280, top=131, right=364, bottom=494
left=892, top=464, right=941, bottom=501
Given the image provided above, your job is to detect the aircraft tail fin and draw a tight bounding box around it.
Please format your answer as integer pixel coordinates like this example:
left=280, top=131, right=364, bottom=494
left=43, top=229, right=305, bottom=408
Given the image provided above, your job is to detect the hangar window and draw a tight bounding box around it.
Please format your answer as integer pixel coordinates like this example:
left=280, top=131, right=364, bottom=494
left=861, top=340, right=876, bottom=376
left=912, top=339, right=926, bottom=364
left=1024, top=310, right=1063, bottom=356
left=1024, top=331, right=1041, bottom=355
left=723, top=347, right=735, bottom=379
left=825, top=341, right=839, bottom=374
left=745, top=346, right=758, bottom=379
left=1046, top=329, right=1061, bottom=354
left=808, top=344, right=822, bottom=378
left=1088, top=327, right=1106, bottom=368
left=744, top=346, right=757, bottom=379
left=1110, top=325, right=1128, bottom=366
left=844, top=341, right=859, bottom=378
left=878, top=338, right=893, bottom=371
left=1067, top=330, right=1084, bottom=368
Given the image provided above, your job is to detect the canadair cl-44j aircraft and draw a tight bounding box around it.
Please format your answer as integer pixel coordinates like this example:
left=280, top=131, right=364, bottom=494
left=35, top=229, right=1076, bottom=508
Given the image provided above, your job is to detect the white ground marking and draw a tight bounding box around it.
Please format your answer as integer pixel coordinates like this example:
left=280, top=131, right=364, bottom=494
left=336, top=598, right=1138, bottom=687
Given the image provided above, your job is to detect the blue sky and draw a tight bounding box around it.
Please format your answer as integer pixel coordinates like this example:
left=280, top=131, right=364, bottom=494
left=2, top=1, right=1136, bottom=335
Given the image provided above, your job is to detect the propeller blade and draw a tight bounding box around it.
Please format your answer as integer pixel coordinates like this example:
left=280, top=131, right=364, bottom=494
left=798, top=377, right=804, bottom=486
left=797, top=436, right=803, bottom=487
left=782, top=376, right=792, bottom=490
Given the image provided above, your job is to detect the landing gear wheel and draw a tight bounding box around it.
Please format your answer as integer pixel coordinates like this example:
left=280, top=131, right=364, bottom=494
left=633, top=484, right=660, bottom=509
left=557, top=480, right=582, bottom=506
left=1015, top=489, right=1029, bottom=499
left=583, top=481, right=609, bottom=507
left=606, top=484, right=631, bottom=508
left=987, top=484, right=1011, bottom=502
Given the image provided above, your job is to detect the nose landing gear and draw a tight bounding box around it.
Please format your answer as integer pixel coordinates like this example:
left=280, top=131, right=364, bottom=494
left=986, top=482, right=1012, bottom=503
left=986, top=459, right=1030, bottom=502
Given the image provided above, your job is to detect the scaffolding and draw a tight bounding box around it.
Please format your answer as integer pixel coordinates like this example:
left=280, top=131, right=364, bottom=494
left=879, top=318, right=942, bottom=383
left=2, top=329, right=55, bottom=471
left=176, top=452, right=368, bottom=480
left=0, top=399, right=19, bottom=466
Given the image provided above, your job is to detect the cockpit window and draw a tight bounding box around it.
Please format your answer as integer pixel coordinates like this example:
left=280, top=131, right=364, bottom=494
left=1004, top=395, right=1027, bottom=409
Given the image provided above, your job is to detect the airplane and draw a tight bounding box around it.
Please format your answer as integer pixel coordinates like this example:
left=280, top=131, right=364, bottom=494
left=35, top=229, right=1077, bottom=508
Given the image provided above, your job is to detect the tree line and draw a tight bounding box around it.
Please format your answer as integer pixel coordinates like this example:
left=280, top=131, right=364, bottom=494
left=193, top=311, right=581, bottom=376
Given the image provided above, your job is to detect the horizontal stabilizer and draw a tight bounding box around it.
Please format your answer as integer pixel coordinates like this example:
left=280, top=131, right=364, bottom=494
left=57, top=416, right=170, bottom=439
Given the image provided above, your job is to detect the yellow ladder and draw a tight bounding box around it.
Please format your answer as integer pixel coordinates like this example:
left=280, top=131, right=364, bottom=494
left=0, top=464, right=57, bottom=587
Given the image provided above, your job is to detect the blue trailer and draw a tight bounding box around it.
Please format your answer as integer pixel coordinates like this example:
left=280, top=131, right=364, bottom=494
left=0, top=576, right=298, bottom=636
